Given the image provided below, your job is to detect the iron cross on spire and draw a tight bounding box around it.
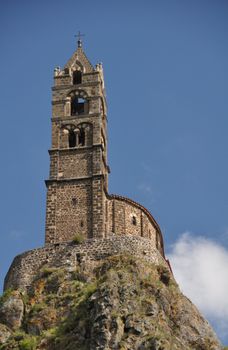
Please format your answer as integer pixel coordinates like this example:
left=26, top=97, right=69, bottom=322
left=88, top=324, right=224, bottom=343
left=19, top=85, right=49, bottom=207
left=75, top=31, right=85, bottom=48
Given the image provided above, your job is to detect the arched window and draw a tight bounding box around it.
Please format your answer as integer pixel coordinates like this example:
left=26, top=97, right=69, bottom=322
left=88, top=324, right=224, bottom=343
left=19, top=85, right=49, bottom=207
left=70, top=90, right=88, bottom=116
left=69, top=130, right=76, bottom=148
left=71, top=97, right=86, bottom=115
left=78, top=128, right=85, bottom=146
left=77, top=122, right=93, bottom=147
left=132, top=216, right=137, bottom=226
left=73, top=70, right=82, bottom=85
left=63, top=123, right=90, bottom=149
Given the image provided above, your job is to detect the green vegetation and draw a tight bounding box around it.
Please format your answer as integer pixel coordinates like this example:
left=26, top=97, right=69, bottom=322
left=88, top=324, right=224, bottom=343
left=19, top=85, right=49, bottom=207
left=40, top=266, right=58, bottom=278
left=29, top=302, right=46, bottom=316
left=45, top=280, right=97, bottom=349
left=45, top=268, right=65, bottom=294
left=0, top=289, right=13, bottom=307
left=41, top=327, right=58, bottom=339
left=72, top=233, right=85, bottom=244
left=157, top=264, right=171, bottom=285
left=0, top=255, right=222, bottom=350
left=0, top=332, right=38, bottom=350
left=19, top=335, right=37, bottom=350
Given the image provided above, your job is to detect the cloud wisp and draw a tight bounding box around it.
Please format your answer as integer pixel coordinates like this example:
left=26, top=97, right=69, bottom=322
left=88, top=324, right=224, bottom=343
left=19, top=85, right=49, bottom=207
left=9, top=229, right=27, bottom=239
left=167, top=232, right=228, bottom=343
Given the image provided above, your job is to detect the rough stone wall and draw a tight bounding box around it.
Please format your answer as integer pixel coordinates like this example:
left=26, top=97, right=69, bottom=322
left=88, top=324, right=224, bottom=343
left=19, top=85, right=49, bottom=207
left=55, top=180, right=93, bottom=240
left=45, top=179, right=92, bottom=244
left=92, top=178, right=106, bottom=238
left=4, top=236, right=167, bottom=292
left=82, top=72, right=100, bottom=84
left=54, top=75, right=71, bottom=86
left=105, top=196, right=164, bottom=256
left=52, top=100, right=65, bottom=117
left=51, top=121, right=59, bottom=149
left=45, top=184, right=57, bottom=244
left=45, top=148, right=107, bottom=243
left=58, top=150, right=93, bottom=179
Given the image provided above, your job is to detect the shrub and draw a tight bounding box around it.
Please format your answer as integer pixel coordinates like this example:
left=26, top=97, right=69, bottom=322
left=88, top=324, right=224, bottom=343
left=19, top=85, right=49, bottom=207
left=40, top=267, right=57, bottom=278
left=0, top=289, right=13, bottom=307
left=83, top=283, right=97, bottom=298
left=41, top=327, right=58, bottom=339
left=157, top=265, right=170, bottom=285
left=45, top=269, right=65, bottom=294
left=13, top=331, right=27, bottom=341
left=29, top=302, right=46, bottom=316
left=19, top=336, right=37, bottom=350
left=72, top=233, right=85, bottom=244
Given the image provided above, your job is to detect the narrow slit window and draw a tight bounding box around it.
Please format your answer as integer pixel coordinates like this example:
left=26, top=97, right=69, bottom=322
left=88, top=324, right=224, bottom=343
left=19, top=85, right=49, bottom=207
left=72, top=197, right=77, bottom=206
left=156, top=232, right=159, bottom=249
left=132, top=216, right=137, bottom=226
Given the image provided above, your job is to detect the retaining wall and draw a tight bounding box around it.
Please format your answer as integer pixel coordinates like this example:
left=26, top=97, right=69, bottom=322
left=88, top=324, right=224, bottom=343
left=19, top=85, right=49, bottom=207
left=4, top=235, right=168, bottom=292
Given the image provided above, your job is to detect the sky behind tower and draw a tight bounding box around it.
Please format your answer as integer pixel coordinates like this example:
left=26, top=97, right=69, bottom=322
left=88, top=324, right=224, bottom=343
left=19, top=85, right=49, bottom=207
left=0, top=0, right=228, bottom=344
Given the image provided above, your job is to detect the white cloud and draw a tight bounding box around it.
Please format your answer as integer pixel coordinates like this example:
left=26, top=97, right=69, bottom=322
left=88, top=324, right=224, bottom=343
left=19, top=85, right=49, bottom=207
left=138, top=183, right=156, bottom=205
left=167, top=232, right=228, bottom=343
left=9, top=229, right=26, bottom=239
left=138, top=183, right=153, bottom=194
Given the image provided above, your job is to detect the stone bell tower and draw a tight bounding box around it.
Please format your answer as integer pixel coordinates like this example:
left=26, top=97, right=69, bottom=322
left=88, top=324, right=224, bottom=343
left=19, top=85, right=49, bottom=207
left=45, top=37, right=109, bottom=244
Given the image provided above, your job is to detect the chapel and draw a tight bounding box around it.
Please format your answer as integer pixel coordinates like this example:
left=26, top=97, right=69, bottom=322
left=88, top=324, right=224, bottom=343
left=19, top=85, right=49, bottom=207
left=45, top=38, right=164, bottom=257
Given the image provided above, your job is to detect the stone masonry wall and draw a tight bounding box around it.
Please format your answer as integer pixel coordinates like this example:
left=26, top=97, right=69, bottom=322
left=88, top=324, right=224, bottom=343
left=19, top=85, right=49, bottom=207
left=45, top=179, right=93, bottom=244
left=106, top=195, right=164, bottom=256
left=4, top=236, right=168, bottom=292
left=58, top=149, right=93, bottom=179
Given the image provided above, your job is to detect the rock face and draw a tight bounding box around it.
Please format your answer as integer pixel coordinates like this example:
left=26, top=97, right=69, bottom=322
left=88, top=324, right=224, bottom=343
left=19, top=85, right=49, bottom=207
left=0, top=324, right=11, bottom=345
left=0, top=291, right=24, bottom=330
left=0, top=250, right=222, bottom=350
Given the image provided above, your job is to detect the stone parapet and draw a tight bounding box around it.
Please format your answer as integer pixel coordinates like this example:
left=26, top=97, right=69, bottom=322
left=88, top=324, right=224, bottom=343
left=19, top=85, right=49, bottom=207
left=4, top=236, right=168, bottom=292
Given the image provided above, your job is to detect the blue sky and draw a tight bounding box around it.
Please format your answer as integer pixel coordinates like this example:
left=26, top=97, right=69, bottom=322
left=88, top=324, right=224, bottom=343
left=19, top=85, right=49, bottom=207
left=0, top=0, right=228, bottom=344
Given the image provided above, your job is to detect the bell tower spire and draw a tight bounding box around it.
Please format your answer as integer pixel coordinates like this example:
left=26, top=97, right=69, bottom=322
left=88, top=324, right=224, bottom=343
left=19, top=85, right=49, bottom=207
left=45, top=40, right=109, bottom=244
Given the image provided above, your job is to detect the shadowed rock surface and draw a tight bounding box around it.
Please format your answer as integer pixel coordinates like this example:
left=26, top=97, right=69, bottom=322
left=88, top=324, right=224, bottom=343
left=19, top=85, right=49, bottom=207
left=0, top=253, right=223, bottom=350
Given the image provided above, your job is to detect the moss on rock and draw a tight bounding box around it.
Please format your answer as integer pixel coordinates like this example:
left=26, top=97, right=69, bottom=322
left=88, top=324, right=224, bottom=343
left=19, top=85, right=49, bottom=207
left=0, top=255, right=223, bottom=350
